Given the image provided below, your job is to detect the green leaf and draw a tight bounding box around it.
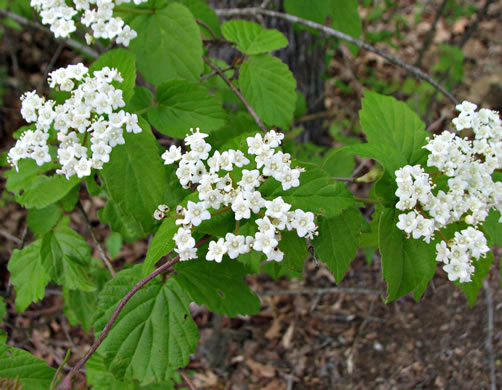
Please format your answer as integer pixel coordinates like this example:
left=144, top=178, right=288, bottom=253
left=124, top=86, right=153, bottom=114
left=98, top=201, right=146, bottom=243
left=0, top=344, right=55, bottom=390
left=360, top=90, right=428, bottom=166
left=27, top=204, right=63, bottom=236
left=8, top=241, right=50, bottom=312
left=40, top=219, right=95, bottom=291
left=93, top=267, right=199, bottom=384
left=5, top=159, right=80, bottom=209
left=278, top=231, right=309, bottom=272
left=174, top=0, right=221, bottom=38
left=240, top=54, right=297, bottom=129
left=174, top=258, right=260, bottom=316
left=313, top=206, right=362, bottom=282
left=460, top=252, right=493, bottom=307
left=148, top=80, right=226, bottom=138
left=262, top=162, right=354, bottom=217
left=142, top=218, right=178, bottom=275
left=284, top=0, right=361, bottom=53
left=89, top=48, right=136, bottom=103
left=284, top=0, right=332, bottom=24
left=99, top=118, right=166, bottom=241
left=63, top=259, right=110, bottom=333
left=378, top=207, right=436, bottom=301
left=63, top=289, right=96, bottom=333
left=86, top=353, right=176, bottom=390
left=330, top=0, right=362, bottom=55
left=106, top=232, right=123, bottom=259
left=320, top=148, right=355, bottom=178
left=482, top=210, right=502, bottom=247
left=0, top=297, right=6, bottom=321
left=222, top=20, right=287, bottom=55
left=129, top=2, right=203, bottom=85
left=342, top=143, right=404, bottom=203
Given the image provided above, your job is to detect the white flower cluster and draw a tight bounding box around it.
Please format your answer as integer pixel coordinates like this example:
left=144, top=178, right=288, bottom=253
left=30, top=0, right=146, bottom=45
left=8, top=63, right=141, bottom=178
left=394, top=101, right=501, bottom=282
left=158, top=128, right=318, bottom=263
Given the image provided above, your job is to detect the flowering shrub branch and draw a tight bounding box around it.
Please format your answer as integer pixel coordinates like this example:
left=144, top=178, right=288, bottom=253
left=1, top=1, right=500, bottom=389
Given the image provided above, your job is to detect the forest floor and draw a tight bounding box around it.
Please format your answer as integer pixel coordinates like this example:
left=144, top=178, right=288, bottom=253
left=0, top=1, right=501, bottom=389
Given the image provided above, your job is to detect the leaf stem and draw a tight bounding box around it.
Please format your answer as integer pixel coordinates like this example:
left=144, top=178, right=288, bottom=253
left=55, top=236, right=209, bottom=390
left=203, top=56, right=268, bottom=133
left=76, top=201, right=116, bottom=277
left=211, top=206, right=231, bottom=217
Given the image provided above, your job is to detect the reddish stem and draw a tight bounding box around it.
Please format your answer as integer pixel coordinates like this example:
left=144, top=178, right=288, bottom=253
left=56, top=236, right=209, bottom=389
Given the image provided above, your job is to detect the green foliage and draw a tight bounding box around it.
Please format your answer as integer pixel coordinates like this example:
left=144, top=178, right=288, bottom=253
left=129, top=2, right=203, bottom=85
left=239, top=54, right=297, bottom=129
left=360, top=91, right=428, bottom=166
left=93, top=267, right=199, bottom=384
left=89, top=49, right=137, bottom=103
left=27, top=204, right=63, bottom=236
left=174, top=0, right=221, bottom=38
left=313, top=207, right=362, bottom=282
left=261, top=162, right=354, bottom=217
left=142, top=218, right=178, bottom=275
left=0, top=344, right=55, bottom=390
left=279, top=231, right=309, bottom=273
left=40, top=218, right=95, bottom=291
left=147, top=80, right=226, bottom=138
left=5, top=159, right=80, bottom=209
left=378, top=208, right=436, bottom=301
left=99, top=119, right=167, bottom=241
left=174, top=258, right=261, bottom=316
left=86, top=353, right=176, bottom=390
left=8, top=241, right=50, bottom=312
left=106, top=232, right=123, bottom=258
left=284, top=0, right=361, bottom=53
left=222, top=20, right=287, bottom=55
left=460, top=253, right=493, bottom=307
left=483, top=210, right=502, bottom=247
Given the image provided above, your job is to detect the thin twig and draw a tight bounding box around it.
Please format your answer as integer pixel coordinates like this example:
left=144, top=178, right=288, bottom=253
left=196, top=18, right=218, bottom=40
left=0, top=230, right=22, bottom=245
left=76, top=201, right=116, bottom=277
left=415, top=0, right=449, bottom=68
left=457, top=0, right=496, bottom=49
left=483, top=280, right=496, bottom=390
left=200, top=66, right=234, bottom=82
left=56, top=236, right=210, bottom=390
left=260, top=286, right=383, bottom=297
left=179, top=371, right=197, bottom=390
left=203, top=56, right=268, bottom=133
left=0, top=9, right=99, bottom=59
left=56, top=256, right=181, bottom=389
left=215, top=7, right=458, bottom=105
left=37, top=43, right=64, bottom=94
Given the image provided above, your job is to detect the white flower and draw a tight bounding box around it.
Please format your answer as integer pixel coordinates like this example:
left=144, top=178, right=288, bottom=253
left=253, top=231, right=278, bottom=255
left=265, top=197, right=291, bottom=220
left=224, top=233, right=248, bottom=259
left=184, top=201, right=210, bottom=226
left=74, top=158, right=92, bottom=178
left=238, top=169, right=261, bottom=190
left=231, top=195, right=251, bottom=220
left=174, top=227, right=196, bottom=250
left=162, top=145, right=182, bottom=165
left=206, top=238, right=227, bottom=263
left=291, top=209, right=316, bottom=238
